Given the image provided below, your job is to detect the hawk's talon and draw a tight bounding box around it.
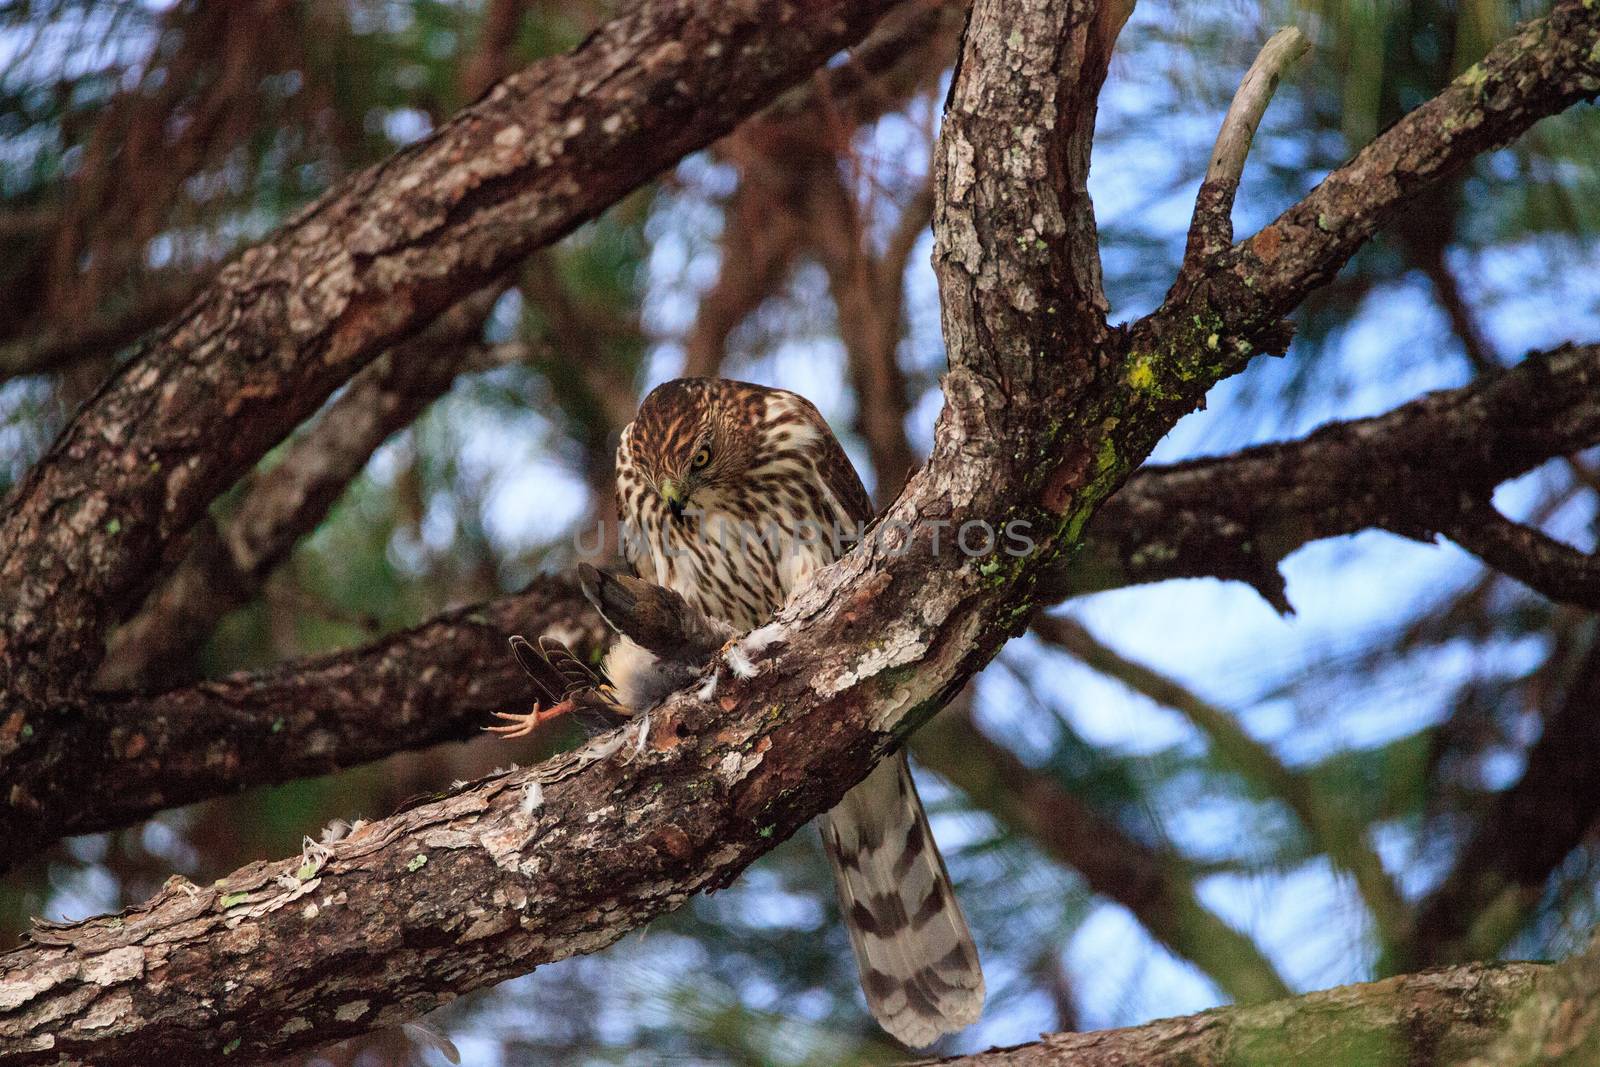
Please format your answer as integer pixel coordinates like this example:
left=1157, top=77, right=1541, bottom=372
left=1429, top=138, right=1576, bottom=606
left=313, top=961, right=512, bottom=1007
left=484, top=698, right=576, bottom=739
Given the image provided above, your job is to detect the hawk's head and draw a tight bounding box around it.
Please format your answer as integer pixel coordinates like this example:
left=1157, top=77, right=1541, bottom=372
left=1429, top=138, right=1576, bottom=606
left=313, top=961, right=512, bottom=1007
left=619, top=377, right=784, bottom=521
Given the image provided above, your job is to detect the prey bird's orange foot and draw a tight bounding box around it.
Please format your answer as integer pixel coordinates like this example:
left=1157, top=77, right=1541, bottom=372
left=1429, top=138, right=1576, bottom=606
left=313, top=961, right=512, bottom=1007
left=483, top=698, right=576, bottom=739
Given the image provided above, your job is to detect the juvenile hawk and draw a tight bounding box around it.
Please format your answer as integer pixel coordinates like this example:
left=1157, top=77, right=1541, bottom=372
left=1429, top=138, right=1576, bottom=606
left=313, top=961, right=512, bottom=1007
left=616, top=378, right=983, bottom=1046
left=493, top=377, right=983, bottom=1046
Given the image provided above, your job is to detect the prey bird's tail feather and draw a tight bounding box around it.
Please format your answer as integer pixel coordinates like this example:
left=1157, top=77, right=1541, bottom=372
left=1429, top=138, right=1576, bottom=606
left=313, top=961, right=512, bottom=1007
left=820, top=753, right=984, bottom=1048
left=506, top=634, right=629, bottom=732
left=509, top=635, right=565, bottom=707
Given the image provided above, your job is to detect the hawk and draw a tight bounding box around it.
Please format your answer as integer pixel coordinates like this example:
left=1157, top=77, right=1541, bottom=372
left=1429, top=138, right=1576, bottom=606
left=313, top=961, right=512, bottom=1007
left=500, top=377, right=984, bottom=1046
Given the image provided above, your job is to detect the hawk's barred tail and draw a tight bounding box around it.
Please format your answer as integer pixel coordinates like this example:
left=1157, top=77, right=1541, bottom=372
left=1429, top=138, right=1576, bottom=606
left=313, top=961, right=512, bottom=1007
left=820, top=753, right=984, bottom=1048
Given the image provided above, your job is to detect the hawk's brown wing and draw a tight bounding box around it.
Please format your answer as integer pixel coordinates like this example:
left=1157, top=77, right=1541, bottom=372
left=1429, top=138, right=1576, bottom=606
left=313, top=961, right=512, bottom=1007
left=790, top=391, right=876, bottom=528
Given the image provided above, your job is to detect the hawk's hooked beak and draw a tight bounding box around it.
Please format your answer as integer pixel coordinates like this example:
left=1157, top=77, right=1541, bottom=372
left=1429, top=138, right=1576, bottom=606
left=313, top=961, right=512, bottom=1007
left=660, top=479, right=688, bottom=520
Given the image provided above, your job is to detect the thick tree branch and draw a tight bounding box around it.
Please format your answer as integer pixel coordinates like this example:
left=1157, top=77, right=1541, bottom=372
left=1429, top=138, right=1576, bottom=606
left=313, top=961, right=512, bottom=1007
left=95, top=285, right=509, bottom=689
left=50, top=581, right=1301, bottom=1012
left=924, top=957, right=1572, bottom=1066
left=4, top=341, right=1597, bottom=870
left=0, top=0, right=903, bottom=734
left=1, top=5, right=1596, bottom=1060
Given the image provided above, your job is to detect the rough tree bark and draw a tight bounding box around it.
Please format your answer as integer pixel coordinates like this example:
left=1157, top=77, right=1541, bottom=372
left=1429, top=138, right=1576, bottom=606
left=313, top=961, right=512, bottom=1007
left=923, top=951, right=1594, bottom=1066
left=1, top=0, right=1598, bottom=1063
left=0, top=0, right=903, bottom=854
left=94, top=285, right=509, bottom=689
left=5, top=337, right=1594, bottom=871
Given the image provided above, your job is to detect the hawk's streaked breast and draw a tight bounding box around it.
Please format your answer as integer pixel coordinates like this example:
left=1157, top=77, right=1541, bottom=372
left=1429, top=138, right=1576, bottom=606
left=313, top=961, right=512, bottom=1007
left=610, top=376, right=983, bottom=1047
left=616, top=378, right=866, bottom=631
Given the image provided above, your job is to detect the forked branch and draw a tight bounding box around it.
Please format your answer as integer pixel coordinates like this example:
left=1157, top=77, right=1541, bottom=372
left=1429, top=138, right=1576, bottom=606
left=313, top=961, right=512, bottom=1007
left=1442, top=499, right=1600, bottom=611
left=1185, top=26, right=1311, bottom=264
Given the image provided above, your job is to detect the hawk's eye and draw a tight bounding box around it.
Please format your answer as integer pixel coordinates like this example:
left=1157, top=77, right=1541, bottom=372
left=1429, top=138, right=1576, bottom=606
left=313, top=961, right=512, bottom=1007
left=691, top=447, right=712, bottom=470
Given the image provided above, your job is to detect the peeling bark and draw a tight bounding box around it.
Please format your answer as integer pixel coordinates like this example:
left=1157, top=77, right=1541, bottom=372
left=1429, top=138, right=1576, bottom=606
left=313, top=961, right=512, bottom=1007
left=2, top=340, right=1596, bottom=870
left=0, top=0, right=901, bottom=839
left=1, top=0, right=1598, bottom=1061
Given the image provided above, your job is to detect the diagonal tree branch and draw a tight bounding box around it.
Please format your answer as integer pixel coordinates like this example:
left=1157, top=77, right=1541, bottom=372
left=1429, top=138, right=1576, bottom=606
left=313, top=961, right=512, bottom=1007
left=1, top=5, right=1597, bottom=1062
left=94, top=284, right=510, bottom=690
left=1146, top=0, right=1600, bottom=393
left=3, top=340, right=1598, bottom=871
left=0, top=0, right=905, bottom=736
